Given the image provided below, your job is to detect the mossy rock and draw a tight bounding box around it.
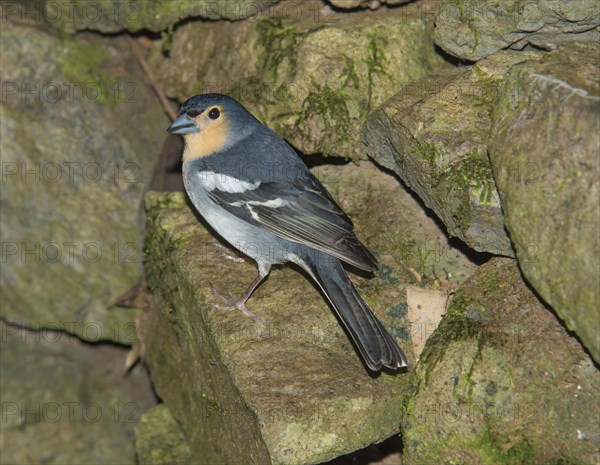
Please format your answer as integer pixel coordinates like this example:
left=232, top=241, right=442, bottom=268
left=0, top=21, right=168, bottom=342
left=489, top=42, right=600, bottom=362
left=0, top=322, right=156, bottom=464
left=143, top=192, right=408, bottom=465
left=363, top=51, right=542, bottom=256
left=34, top=0, right=279, bottom=33
left=142, top=160, right=480, bottom=464
left=149, top=3, right=448, bottom=159
left=134, top=404, right=194, bottom=465
left=433, top=0, right=600, bottom=61
left=403, top=258, right=599, bottom=464
left=327, top=0, right=411, bottom=9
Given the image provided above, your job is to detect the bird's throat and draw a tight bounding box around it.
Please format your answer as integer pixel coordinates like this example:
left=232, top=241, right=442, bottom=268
left=182, top=120, right=229, bottom=162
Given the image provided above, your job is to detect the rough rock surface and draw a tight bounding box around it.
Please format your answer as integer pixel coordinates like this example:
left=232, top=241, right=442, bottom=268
left=142, top=161, right=479, bottom=464
left=433, top=0, right=600, bottom=62
left=30, top=0, right=280, bottom=33
left=149, top=3, right=448, bottom=159
left=0, top=321, right=157, bottom=464
left=134, top=404, right=194, bottom=465
left=489, top=42, right=600, bottom=362
left=327, top=0, right=410, bottom=10
left=0, top=21, right=168, bottom=343
left=403, top=258, right=600, bottom=465
left=363, top=51, right=542, bottom=256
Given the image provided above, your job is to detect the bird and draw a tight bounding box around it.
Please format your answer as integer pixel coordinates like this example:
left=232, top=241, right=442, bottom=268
left=167, top=93, right=407, bottom=372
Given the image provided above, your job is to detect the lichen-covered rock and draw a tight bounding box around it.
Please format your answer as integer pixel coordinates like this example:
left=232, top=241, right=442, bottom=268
left=134, top=404, right=194, bottom=465
left=327, top=0, right=410, bottom=9
left=403, top=258, right=600, bottom=465
left=142, top=161, right=479, bottom=465
left=489, top=43, right=600, bottom=363
left=0, top=21, right=168, bottom=343
left=30, top=0, right=279, bottom=33
left=0, top=321, right=157, bottom=464
left=149, top=4, right=448, bottom=159
left=433, top=0, right=600, bottom=61
left=363, top=51, right=542, bottom=256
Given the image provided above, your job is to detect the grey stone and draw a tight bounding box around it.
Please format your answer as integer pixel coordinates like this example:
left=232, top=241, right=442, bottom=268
left=489, top=42, right=600, bottom=362
left=327, top=0, right=410, bottom=10
left=148, top=3, right=449, bottom=159
left=433, top=0, right=600, bottom=61
left=0, top=321, right=157, bottom=464
left=402, top=258, right=600, bottom=464
left=142, top=161, right=479, bottom=465
left=0, top=21, right=168, bottom=342
left=363, top=51, right=542, bottom=256
left=26, top=0, right=280, bottom=33
left=134, top=404, right=194, bottom=465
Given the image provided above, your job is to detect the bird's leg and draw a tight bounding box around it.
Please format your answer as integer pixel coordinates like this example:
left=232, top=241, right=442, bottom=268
left=209, top=263, right=271, bottom=323
left=207, top=242, right=246, bottom=263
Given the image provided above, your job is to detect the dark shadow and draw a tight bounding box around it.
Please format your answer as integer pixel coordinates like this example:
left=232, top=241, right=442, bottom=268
left=151, top=133, right=185, bottom=192
left=323, top=433, right=404, bottom=465
left=433, top=43, right=475, bottom=67
left=368, top=158, right=495, bottom=267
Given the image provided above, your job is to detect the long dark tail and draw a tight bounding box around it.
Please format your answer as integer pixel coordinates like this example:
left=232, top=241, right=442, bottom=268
left=299, top=253, right=408, bottom=372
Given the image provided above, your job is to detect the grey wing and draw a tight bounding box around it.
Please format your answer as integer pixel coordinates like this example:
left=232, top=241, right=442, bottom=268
left=204, top=171, right=377, bottom=271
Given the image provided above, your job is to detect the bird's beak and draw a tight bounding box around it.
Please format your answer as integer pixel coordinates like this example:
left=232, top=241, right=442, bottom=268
left=167, top=114, right=200, bottom=134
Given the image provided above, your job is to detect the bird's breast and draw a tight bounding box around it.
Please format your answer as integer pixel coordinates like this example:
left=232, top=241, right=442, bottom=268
left=182, top=165, right=290, bottom=266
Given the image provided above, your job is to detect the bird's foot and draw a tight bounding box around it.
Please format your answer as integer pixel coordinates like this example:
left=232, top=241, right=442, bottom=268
left=209, top=285, right=265, bottom=323
left=207, top=242, right=246, bottom=263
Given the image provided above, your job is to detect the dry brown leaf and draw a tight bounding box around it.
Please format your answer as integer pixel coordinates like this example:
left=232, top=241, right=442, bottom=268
left=407, top=284, right=454, bottom=360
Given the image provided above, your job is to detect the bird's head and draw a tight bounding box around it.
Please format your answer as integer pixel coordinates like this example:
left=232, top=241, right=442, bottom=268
left=168, top=93, right=260, bottom=161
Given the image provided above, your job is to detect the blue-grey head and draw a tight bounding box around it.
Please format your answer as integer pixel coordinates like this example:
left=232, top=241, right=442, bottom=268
left=168, top=93, right=261, bottom=160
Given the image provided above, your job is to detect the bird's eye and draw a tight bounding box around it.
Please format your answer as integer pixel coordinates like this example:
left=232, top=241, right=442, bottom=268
left=186, top=110, right=200, bottom=117
left=208, top=107, right=220, bottom=120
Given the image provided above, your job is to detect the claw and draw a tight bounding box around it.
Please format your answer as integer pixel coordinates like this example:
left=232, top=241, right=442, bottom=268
left=208, top=284, right=266, bottom=323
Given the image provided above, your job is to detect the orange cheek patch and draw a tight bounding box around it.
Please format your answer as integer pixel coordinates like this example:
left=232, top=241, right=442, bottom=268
left=182, top=118, right=229, bottom=162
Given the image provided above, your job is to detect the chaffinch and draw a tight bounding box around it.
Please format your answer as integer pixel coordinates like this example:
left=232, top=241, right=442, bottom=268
left=168, top=93, right=407, bottom=372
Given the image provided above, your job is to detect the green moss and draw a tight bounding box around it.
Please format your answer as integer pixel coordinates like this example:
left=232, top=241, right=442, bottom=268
left=467, top=16, right=480, bottom=54
left=160, top=23, right=175, bottom=54
left=445, top=295, right=484, bottom=340
left=400, top=379, right=420, bottom=417
left=452, top=0, right=465, bottom=16
left=476, top=268, right=506, bottom=301
left=448, top=149, right=493, bottom=201
left=387, top=302, right=408, bottom=319
left=144, top=194, right=187, bottom=292
left=471, top=66, right=502, bottom=114
left=414, top=138, right=441, bottom=177
left=434, top=148, right=494, bottom=230
left=467, top=429, right=536, bottom=465
left=256, top=18, right=322, bottom=79
left=376, top=264, right=400, bottom=285
left=420, top=292, right=483, bottom=368
left=340, top=54, right=360, bottom=90
left=201, top=392, right=224, bottom=418
left=363, top=31, right=391, bottom=115
left=302, top=83, right=351, bottom=130
left=291, top=78, right=353, bottom=152
left=57, top=37, right=113, bottom=103
left=145, top=192, right=187, bottom=213
left=195, top=41, right=218, bottom=84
